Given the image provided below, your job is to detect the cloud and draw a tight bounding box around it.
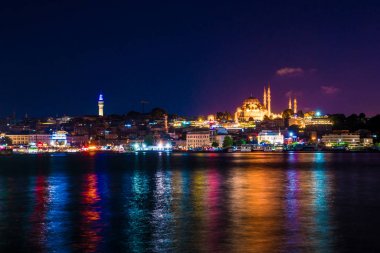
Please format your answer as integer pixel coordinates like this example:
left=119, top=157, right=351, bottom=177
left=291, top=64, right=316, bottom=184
left=321, top=85, right=340, bottom=95
left=276, top=67, right=304, bottom=77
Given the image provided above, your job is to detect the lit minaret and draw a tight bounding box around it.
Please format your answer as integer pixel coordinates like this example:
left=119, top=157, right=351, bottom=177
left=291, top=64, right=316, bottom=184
left=288, top=96, right=292, bottom=110
left=267, top=83, right=271, bottom=116
left=263, top=86, right=267, bottom=108
left=293, top=97, right=297, bottom=114
left=98, top=93, right=104, bottom=117
left=164, top=114, right=168, bottom=133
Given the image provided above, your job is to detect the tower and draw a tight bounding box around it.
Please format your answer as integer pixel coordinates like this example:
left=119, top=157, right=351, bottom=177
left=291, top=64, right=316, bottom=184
left=267, top=82, right=271, bottom=116
left=293, top=98, right=297, bottom=114
left=263, top=86, right=267, bottom=108
left=98, top=94, right=104, bottom=117
left=164, top=114, right=168, bottom=133
left=288, top=96, right=292, bottom=110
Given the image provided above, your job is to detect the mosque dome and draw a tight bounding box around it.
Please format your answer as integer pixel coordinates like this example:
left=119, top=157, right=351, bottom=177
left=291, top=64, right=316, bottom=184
left=243, top=96, right=261, bottom=105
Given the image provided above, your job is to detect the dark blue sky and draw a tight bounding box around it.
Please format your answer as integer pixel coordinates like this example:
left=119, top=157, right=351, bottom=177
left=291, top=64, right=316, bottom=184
left=1, top=0, right=379, bottom=117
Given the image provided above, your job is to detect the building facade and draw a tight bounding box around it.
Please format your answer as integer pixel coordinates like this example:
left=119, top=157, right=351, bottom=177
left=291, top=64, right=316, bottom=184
left=7, top=134, right=51, bottom=145
left=321, top=133, right=360, bottom=148
left=257, top=130, right=284, bottom=145
left=186, top=131, right=210, bottom=149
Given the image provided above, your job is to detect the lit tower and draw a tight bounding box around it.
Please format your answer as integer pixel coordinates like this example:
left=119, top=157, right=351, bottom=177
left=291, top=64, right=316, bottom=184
left=288, top=96, right=292, bottom=110
left=164, top=114, right=168, bottom=133
left=98, top=94, right=104, bottom=117
left=293, top=98, right=297, bottom=114
left=267, top=83, right=271, bottom=116
left=263, top=86, right=267, bottom=108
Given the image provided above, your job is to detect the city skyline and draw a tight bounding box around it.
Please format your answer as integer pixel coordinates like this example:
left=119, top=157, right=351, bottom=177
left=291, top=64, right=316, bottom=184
left=1, top=1, right=380, bottom=117
left=2, top=2, right=380, bottom=253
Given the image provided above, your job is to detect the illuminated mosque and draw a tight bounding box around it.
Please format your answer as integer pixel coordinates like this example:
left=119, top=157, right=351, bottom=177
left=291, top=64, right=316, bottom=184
left=234, top=84, right=282, bottom=123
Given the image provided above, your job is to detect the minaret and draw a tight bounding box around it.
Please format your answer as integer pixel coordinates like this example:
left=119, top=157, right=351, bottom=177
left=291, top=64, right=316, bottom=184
left=293, top=98, right=297, bottom=114
left=164, top=114, right=168, bottom=133
left=263, top=86, right=267, bottom=108
left=267, top=83, right=271, bottom=116
left=288, top=96, right=292, bottom=110
left=98, top=93, right=104, bottom=117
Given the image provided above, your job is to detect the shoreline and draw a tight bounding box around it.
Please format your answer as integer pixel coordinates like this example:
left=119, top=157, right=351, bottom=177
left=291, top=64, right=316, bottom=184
left=2, top=149, right=380, bottom=156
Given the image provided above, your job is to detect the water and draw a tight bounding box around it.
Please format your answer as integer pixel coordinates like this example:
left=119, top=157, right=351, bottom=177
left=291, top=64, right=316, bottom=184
left=0, top=152, right=380, bottom=252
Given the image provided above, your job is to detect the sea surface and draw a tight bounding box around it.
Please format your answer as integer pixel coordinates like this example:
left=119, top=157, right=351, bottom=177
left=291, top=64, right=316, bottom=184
left=0, top=152, right=380, bottom=253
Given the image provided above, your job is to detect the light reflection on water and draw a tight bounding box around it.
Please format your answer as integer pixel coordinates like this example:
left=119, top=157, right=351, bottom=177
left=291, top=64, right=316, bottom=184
left=0, top=152, right=379, bottom=252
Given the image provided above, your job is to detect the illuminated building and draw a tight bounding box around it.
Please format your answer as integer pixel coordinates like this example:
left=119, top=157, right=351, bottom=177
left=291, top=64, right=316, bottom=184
left=322, top=133, right=374, bottom=149
left=304, top=115, right=333, bottom=126
left=288, top=116, right=305, bottom=128
left=6, top=134, right=51, bottom=145
left=98, top=94, right=104, bottom=117
left=234, top=84, right=281, bottom=123
left=257, top=130, right=284, bottom=145
left=50, top=131, right=68, bottom=146
left=321, top=133, right=360, bottom=148
left=304, top=115, right=333, bottom=135
left=362, top=138, right=374, bottom=147
left=186, top=131, right=210, bottom=149
left=293, top=98, right=297, bottom=114
left=288, top=97, right=292, bottom=110
left=6, top=131, right=84, bottom=147
left=207, top=114, right=215, bottom=121
left=289, top=111, right=332, bottom=130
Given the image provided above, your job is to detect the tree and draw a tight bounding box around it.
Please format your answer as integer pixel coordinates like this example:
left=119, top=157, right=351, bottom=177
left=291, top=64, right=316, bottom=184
left=0, top=136, right=12, bottom=146
left=150, top=107, right=167, bottom=119
left=222, top=136, right=233, bottom=148
left=126, top=111, right=141, bottom=118
left=216, top=111, right=233, bottom=121
left=282, top=109, right=293, bottom=119
left=329, top=114, right=346, bottom=130
left=368, top=115, right=380, bottom=132
left=235, top=138, right=246, bottom=146
left=297, top=110, right=304, bottom=118
left=211, top=141, right=219, bottom=148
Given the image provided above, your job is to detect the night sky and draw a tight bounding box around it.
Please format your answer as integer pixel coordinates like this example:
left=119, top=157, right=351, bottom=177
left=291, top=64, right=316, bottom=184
left=1, top=1, right=379, bottom=117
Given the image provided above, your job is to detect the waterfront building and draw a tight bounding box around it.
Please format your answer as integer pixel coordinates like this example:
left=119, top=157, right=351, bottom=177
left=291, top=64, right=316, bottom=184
left=7, top=134, right=51, bottom=145
left=50, top=131, right=68, bottom=146
left=362, top=138, right=374, bottom=147
left=257, top=130, right=284, bottom=145
left=6, top=132, right=88, bottom=147
left=66, top=135, right=89, bottom=147
left=98, top=94, right=104, bottom=117
left=171, top=139, right=187, bottom=150
left=186, top=131, right=210, bottom=149
left=321, top=133, right=360, bottom=148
